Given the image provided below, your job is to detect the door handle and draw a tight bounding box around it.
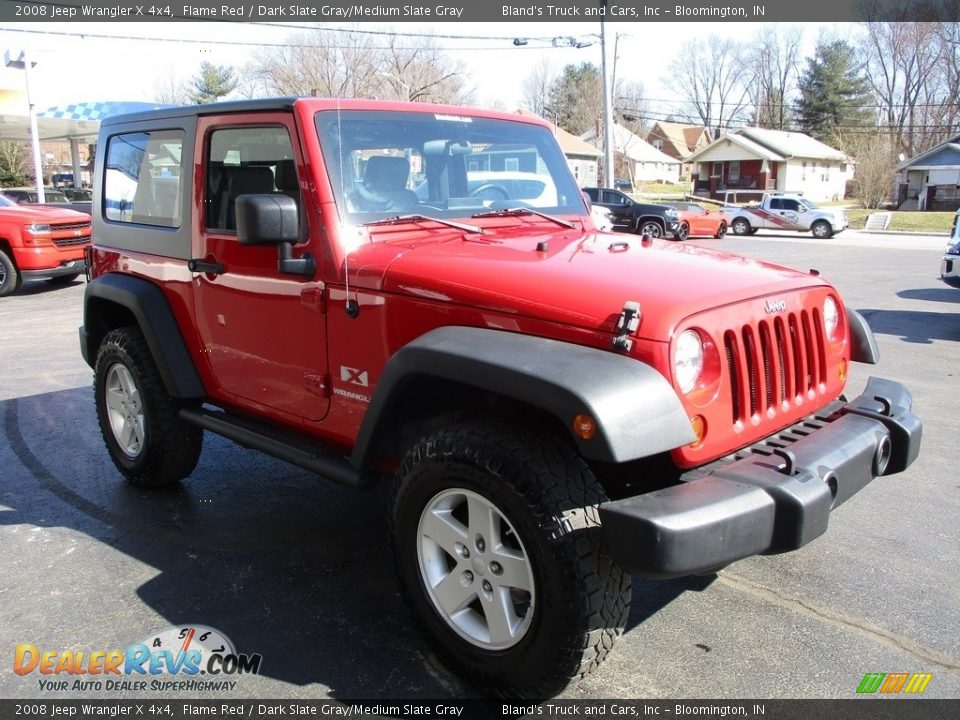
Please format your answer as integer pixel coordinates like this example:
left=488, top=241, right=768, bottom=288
left=188, top=258, right=224, bottom=275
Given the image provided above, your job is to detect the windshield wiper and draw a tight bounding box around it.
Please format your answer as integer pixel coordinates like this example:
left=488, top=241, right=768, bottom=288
left=471, top=207, right=576, bottom=229
left=362, top=213, right=483, bottom=234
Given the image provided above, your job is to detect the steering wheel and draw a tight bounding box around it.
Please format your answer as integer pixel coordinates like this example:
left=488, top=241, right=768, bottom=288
left=470, top=183, right=510, bottom=200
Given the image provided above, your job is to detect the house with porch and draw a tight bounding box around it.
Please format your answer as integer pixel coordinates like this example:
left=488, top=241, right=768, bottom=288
left=895, top=134, right=960, bottom=210
left=686, top=127, right=851, bottom=202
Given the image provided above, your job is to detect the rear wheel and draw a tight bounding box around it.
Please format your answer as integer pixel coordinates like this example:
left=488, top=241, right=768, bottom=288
left=715, top=222, right=727, bottom=239
left=389, top=422, right=631, bottom=697
left=94, top=327, right=202, bottom=487
left=675, top=222, right=690, bottom=241
left=0, top=249, right=21, bottom=297
left=731, top=217, right=751, bottom=235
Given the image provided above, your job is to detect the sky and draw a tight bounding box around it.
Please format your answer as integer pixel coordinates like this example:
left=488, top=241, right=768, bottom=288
left=0, top=20, right=840, bottom=118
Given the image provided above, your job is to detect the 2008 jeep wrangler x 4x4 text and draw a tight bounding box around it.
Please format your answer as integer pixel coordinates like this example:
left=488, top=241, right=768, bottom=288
left=80, top=99, right=921, bottom=697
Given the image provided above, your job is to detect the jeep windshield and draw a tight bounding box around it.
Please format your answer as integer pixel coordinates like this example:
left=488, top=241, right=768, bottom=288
left=314, top=109, right=588, bottom=226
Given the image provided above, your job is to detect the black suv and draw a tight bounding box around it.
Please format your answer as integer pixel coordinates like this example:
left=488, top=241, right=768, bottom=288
left=583, top=187, right=679, bottom=238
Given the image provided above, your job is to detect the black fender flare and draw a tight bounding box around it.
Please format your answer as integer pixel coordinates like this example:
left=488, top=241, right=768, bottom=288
left=635, top=215, right=665, bottom=233
left=350, top=326, right=695, bottom=468
left=80, top=273, right=205, bottom=399
left=847, top=308, right=879, bottom=364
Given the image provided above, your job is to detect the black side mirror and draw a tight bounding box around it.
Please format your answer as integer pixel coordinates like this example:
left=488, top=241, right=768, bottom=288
left=235, top=194, right=314, bottom=278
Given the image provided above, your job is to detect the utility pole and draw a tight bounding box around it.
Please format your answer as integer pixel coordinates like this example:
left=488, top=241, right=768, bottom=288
left=599, top=1, right=615, bottom=187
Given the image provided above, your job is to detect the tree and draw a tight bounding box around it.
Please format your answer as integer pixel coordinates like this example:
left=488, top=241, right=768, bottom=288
left=0, top=141, right=30, bottom=187
left=794, top=39, right=875, bottom=144
left=839, top=131, right=897, bottom=209
left=665, top=35, right=752, bottom=138
left=546, top=63, right=605, bottom=137
left=521, top=58, right=554, bottom=117
left=244, top=28, right=469, bottom=105
left=189, top=62, right=238, bottom=104
left=745, top=25, right=804, bottom=129
left=152, top=69, right=189, bottom=105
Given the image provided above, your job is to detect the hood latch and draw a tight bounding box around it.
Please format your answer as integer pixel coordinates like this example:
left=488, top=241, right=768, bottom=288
left=612, top=301, right=641, bottom=352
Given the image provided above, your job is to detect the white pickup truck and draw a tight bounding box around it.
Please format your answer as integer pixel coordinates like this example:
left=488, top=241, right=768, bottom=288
left=722, top=192, right=848, bottom=238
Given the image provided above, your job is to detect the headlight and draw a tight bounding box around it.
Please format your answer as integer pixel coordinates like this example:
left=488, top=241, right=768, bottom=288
left=25, top=223, right=51, bottom=234
left=665, top=208, right=678, bottom=218
left=674, top=329, right=704, bottom=394
left=823, top=296, right=840, bottom=340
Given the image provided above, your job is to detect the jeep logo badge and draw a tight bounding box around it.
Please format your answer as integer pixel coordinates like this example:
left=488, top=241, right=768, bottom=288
left=765, top=299, right=787, bottom=314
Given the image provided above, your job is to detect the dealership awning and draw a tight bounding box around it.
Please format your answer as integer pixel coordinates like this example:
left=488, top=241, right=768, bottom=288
left=0, top=100, right=172, bottom=142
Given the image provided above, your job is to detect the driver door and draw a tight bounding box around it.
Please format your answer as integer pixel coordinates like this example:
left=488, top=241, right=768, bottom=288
left=192, top=114, right=330, bottom=421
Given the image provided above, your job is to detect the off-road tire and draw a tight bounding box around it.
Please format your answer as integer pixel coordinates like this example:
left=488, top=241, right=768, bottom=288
left=94, top=327, right=202, bottom=487
left=0, top=249, right=21, bottom=297
left=389, top=422, right=631, bottom=698
left=731, top=217, right=751, bottom=235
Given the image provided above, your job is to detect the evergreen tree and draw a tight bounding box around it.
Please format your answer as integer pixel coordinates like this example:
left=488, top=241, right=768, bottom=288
left=794, top=40, right=875, bottom=142
left=546, top=63, right=604, bottom=136
left=189, top=62, right=238, bottom=105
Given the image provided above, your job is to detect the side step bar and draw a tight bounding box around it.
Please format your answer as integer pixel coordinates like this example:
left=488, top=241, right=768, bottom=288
left=179, top=407, right=369, bottom=488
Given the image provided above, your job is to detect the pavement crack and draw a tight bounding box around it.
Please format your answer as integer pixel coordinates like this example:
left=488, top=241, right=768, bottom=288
left=719, top=571, right=960, bottom=675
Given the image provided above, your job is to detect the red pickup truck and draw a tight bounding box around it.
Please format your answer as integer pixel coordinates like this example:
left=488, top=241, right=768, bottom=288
left=0, top=193, right=91, bottom=296
left=79, top=98, right=921, bottom=696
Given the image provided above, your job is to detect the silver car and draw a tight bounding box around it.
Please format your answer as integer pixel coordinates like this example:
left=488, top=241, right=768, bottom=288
left=942, top=210, right=960, bottom=288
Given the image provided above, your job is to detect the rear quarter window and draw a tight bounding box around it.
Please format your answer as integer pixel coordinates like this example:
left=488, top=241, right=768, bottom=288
left=103, top=130, right=185, bottom=228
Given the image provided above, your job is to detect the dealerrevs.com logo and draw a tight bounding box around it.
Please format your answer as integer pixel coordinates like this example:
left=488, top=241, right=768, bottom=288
left=14, top=625, right=262, bottom=692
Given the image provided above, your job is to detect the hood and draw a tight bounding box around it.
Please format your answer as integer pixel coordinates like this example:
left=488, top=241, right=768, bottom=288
left=350, top=223, right=828, bottom=341
left=0, top=204, right=91, bottom=223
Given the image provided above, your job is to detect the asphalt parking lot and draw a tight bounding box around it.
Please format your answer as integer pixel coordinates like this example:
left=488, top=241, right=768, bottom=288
left=1, top=229, right=958, bottom=701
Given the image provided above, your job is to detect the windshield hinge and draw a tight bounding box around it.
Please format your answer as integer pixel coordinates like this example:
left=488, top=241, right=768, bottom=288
left=612, top=301, right=641, bottom=352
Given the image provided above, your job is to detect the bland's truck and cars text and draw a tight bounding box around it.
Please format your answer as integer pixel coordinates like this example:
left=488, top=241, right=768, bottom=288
left=79, top=98, right=921, bottom=696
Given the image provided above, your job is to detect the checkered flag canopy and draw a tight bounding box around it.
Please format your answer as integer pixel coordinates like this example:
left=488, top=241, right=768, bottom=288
left=38, top=101, right=172, bottom=121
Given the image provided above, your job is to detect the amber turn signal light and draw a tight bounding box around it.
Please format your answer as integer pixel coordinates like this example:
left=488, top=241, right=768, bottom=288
left=689, top=415, right=706, bottom=447
left=572, top=414, right=596, bottom=440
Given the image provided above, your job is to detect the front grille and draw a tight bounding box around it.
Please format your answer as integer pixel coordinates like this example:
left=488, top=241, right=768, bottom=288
left=723, top=310, right=827, bottom=424
left=53, top=236, right=91, bottom=248
left=51, top=222, right=91, bottom=231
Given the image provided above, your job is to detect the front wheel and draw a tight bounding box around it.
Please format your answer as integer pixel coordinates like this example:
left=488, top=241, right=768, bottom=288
left=731, top=217, right=751, bottom=235
left=94, top=327, right=202, bottom=487
left=0, top=249, right=21, bottom=297
left=389, top=423, right=631, bottom=697
left=715, top=222, right=727, bottom=239
left=637, top=220, right=663, bottom=238
left=811, top=220, right=833, bottom=239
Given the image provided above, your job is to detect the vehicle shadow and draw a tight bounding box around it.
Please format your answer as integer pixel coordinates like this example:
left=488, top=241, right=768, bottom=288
left=14, top=277, right=86, bottom=297
left=897, top=287, right=960, bottom=304
left=857, top=308, right=960, bottom=344
left=2, top=387, right=694, bottom=698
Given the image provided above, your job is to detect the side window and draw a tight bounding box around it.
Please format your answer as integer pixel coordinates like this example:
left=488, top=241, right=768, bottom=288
left=584, top=188, right=599, bottom=202
left=602, top=190, right=625, bottom=205
left=768, top=198, right=783, bottom=210
left=103, top=130, right=184, bottom=227
left=782, top=199, right=800, bottom=212
left=205, top=126, right=299, bottom=232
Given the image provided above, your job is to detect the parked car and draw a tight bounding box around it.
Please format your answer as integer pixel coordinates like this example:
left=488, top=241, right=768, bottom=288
left=1, top=187, right=72, bottom=204
left=941, top=215, right=960, bottom=287
left=614, top=177, right=633, bottom=192
left=667, top=202, right=728, bottom=240
left=0, top=193, right=91, bottom=296
left=582, top=187, right=680, bottom=238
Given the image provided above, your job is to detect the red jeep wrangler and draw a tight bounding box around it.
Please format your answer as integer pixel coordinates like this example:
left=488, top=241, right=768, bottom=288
left=79, top=99, right=921, bottom=696
left=0, top=193, right=90, bottom=296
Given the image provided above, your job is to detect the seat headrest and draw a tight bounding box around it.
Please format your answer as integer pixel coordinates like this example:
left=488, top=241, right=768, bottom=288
left=274, top=161, right=299, bottom=193
left=364, top=156, right=410, bottom=193
left=229, top=166, right=275, bottom=196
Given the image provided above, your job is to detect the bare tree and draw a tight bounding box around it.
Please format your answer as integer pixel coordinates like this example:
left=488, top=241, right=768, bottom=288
left=521, top=58, right=554, bottom=117
left=665, top=35, right=753, bottom=138
left=151, top=70, right=189, bottom=105
left=746, top=25, right=804, bottom=129
left=837, top=130, right=897, bottom=208
left=245, top=28, right=469, bottom=105
left=615, top=79, right=648, bottom=137
left=861, top=22, right=942, bottom=155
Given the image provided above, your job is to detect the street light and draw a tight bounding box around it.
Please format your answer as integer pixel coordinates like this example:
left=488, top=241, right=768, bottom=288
left=4, top=50, right=44, bottom=204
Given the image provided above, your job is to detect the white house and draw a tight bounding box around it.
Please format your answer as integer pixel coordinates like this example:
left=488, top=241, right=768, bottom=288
left=582, top=124, right=681, bottom=185
left=686, top=127, right=851, bottom=202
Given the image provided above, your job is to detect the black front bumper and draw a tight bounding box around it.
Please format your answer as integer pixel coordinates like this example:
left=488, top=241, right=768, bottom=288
left=599, top=377, right=922, bottom=578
